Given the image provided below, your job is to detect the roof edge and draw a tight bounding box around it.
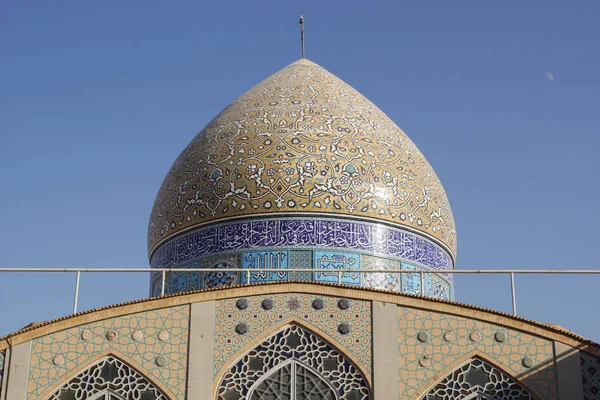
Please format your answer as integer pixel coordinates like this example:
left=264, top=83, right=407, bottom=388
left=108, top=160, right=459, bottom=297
left=1, top=281, right=597, bottom=357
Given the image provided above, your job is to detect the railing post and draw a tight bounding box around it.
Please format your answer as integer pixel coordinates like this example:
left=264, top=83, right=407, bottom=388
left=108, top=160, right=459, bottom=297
left=510, top=272, right=517, bottom=316
left=246, top=269, right=250, bottom=284
left=420, top=271, right=424, bottom=296
left=161, top=271, right=166, bottom=296
left=73, top=271, right=81, bottom=314
left=338, top=269, right=342, bottom=285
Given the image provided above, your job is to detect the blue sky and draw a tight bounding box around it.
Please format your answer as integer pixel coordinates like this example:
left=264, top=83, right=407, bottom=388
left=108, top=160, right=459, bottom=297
left=1, top=1, right=599, bottom=341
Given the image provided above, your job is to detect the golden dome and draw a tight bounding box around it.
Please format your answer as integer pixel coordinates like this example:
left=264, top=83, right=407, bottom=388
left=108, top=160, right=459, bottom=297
left=148, top=59, right=456, bottom=258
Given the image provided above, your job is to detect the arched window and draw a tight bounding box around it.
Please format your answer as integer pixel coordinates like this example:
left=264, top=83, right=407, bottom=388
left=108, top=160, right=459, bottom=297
left=47, top=355, right=169, bottom=400
left=248, top=359, right=337, bottom=400
left=217, top=324, right=370, bottom=400
left=422, top=358, right=537, bottom=400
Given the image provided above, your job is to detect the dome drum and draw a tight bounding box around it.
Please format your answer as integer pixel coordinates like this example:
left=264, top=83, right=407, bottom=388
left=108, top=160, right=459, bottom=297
left=149, top=215, right=454, bottom=299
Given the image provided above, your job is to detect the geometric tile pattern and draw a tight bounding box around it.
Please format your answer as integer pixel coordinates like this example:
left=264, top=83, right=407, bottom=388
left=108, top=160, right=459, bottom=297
left=216, top=325, right=370, bottom=400
left=214, top=294, right=372, bottom=378
left=581, top=351, right=600, bottom=400
left=151, top=253, right=244, bottom=296
left=151, top=218, right=453, bottom=272
left=314, top=250, right=360, bottom=285
left=398, top=307, right=558, bottom=400
left=28, top=305, right=189, bottom=400
left=242, top=250, right=289, bottom=283
left=0, top=349, right=5, bottom=400
left=421, top=357, right=536, bottom=399
left=288, top=250, right=313, bottom=280
left=47, top=355, right=169, bottom=400
left=148, top=59, right=456, bottom=256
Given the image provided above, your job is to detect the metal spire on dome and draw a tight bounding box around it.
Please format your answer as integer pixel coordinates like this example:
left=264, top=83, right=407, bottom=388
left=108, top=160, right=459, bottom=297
left=299, top=15, right=305, bottom=58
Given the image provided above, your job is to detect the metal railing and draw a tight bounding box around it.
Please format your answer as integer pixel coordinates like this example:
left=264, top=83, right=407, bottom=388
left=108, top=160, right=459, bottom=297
left=0, top=268, right=598, bottom=316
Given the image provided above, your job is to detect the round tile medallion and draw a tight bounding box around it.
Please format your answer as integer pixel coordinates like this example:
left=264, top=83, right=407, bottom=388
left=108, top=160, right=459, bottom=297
left=417, top=331, right=430, bottom=343
left=80, top=330, right=92, bottom=341
left=469, top=331, right=481, bottom=342
left=338, top=323, right=351, bottom=334
left=337, top=299, right=351, bottom=310
left=522, top=356, right=534, bottom=368
left=53, top=355, right=64, bottom=366
left=132, top=330, right=143, bottom=342
left=236, top=298, right=248, bottom=310
left=155, top=355, right=167, bottom=367
left=443, top=331, right=455, bottom=342
left=158, top=330, right=169, bottom=341
left=261, top=298, right=274, bottom=310
left=312, top=298, right=325, bottom=310
left=236, top=323, right=248, bottom=335
left=494, top=331, right=507, bottom=343
left=105, top=330, right=117, bottom=341
left=419, top=356, right=431, bottom=368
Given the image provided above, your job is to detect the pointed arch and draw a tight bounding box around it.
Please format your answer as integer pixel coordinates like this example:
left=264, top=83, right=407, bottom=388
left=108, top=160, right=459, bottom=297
left=45, top=354, right=172, bottom=400
left=247, top=359, right=338, bottom=400
left=213, top=316, right=371, bottom=387
left=418, top=355, right=540, bottom=400
left=216, top=323, right=371, bottom=400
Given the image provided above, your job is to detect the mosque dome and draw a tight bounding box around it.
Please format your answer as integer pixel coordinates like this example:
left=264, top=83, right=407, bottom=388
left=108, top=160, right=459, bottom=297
left=148, top=59, right=456, bottom=298
left=149, top=59, right=455, bottom=256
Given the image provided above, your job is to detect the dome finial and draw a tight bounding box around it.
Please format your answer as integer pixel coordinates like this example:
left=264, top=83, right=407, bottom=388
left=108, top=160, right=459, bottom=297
left=299, top=15, right=305, bottom=58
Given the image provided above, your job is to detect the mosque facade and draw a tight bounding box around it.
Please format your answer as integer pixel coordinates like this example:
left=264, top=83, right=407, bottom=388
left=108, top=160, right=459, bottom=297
left=0, top=59, right=599, bottom=400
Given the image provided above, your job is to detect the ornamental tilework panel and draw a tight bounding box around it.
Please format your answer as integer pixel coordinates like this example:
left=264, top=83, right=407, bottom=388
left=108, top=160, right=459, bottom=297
left=361, top=254, right=400, bottom=292
left=401, top=263, right=433, bottom=296
left=581, top=351, right=600, bottom=400
left=148, top=59, right=456, bottom=255
left=28, top=305, right=189, bottom=400
left=398, top=307, right=558, bottom=400
left=0, top=349, right=5, bottom=399
left=314, top=251, right=360, bottom=285
left=288, top=250, right=313, bottom=280
left=150, top=218, right=453, bottom=273
left=203, top=253, right=242, bottom=290
left=214, top=294, right=372, bottom=378
left=242, top=250, right=289, bottom=283
left=170, top=261, right=201, bottom=293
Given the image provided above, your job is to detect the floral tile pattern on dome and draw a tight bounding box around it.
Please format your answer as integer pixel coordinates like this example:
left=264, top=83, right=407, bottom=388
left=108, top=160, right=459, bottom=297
left=151, top=218, right=452, bottom=273
left=398, top=307, right=558, bottom=399
left=214, top=294, right=372, bottom=378
left=27, top=305, right=189, bottom=400
left=148, top=59, right=456, bottom=256
left=581, top=351, right=600, bottom=400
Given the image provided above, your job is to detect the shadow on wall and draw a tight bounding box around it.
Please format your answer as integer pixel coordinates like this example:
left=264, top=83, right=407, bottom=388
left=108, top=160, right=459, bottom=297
left=511, top=343, right=592, bottom=400
left=422, top=345, right=593, bottom=400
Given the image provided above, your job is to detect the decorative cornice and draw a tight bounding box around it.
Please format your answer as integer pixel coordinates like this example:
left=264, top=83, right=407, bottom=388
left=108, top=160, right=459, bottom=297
left=1, top=281, right=598, bottom=358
